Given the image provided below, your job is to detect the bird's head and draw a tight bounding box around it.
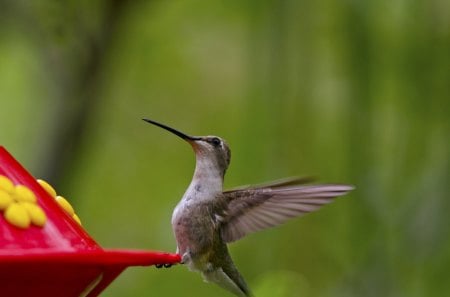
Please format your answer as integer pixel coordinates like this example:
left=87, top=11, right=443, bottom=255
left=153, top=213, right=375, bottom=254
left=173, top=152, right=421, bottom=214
left=143, top=119, right=231, bottom=177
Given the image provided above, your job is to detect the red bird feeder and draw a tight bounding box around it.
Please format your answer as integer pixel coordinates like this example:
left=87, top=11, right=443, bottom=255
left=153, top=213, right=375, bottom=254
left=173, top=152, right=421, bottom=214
left=0, top=146, right=181, bottom=297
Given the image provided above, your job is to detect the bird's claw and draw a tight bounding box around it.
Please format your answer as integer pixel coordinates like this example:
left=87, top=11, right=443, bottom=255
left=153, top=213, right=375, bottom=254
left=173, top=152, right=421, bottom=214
left=155, top=263, right=173, bottom=269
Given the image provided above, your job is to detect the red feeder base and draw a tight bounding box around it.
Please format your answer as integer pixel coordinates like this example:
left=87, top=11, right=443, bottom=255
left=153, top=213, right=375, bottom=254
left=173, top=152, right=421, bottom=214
left=0, top=146, right=181, bottom=297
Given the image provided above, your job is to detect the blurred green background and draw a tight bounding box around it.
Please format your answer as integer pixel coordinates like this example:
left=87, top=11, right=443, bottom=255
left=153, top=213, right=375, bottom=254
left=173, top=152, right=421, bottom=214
left=1, top=0, right=449, bottom=296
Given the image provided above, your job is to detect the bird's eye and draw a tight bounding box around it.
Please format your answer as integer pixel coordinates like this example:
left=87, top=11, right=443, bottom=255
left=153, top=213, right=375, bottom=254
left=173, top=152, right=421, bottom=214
left=210, top=137, right=221, bottom=147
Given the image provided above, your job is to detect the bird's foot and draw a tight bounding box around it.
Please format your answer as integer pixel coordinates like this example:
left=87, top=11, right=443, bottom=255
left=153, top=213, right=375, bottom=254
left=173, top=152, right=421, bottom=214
left=155, top=263, right=174, bottom=269
left=181, top=251, right=191, bottom=265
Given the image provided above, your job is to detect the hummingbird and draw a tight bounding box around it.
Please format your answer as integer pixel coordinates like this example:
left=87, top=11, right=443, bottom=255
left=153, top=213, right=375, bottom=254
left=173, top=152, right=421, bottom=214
left=143, top=118, right=353, bottom=297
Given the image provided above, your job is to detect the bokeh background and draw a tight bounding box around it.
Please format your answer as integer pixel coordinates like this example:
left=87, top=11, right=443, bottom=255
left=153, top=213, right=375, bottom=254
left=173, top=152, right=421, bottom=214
left=1, top=1, right=449, bottom=296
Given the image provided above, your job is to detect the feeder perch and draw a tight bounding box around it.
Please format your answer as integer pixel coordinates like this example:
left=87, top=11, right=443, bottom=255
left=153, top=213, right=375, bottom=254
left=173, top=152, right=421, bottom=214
left=0, top=146, right=181, bottom=297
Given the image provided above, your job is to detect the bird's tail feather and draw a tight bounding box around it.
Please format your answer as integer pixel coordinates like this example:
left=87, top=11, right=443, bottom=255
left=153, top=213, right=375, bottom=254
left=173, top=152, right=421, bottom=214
left=202, top=265, right=252, bottom=297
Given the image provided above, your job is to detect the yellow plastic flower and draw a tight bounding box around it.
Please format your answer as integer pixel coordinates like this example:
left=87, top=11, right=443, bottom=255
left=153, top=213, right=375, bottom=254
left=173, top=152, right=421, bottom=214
left=0, top=175, right=47, bottom=229
left=0, top=175, right=82, bottom=228
left=38, top=179, right=82, bottom=225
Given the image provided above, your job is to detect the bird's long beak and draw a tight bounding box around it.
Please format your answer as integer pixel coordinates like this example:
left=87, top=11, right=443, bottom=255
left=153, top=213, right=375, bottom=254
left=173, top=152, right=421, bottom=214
left=143, top=118, right=201, bottom=142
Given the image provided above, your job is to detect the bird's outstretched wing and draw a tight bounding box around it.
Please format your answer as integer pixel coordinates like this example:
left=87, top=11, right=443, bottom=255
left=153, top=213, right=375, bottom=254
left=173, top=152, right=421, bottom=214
left=220, top=178, right=353, bottom=243
left=224, top=176, right=315, bottom=192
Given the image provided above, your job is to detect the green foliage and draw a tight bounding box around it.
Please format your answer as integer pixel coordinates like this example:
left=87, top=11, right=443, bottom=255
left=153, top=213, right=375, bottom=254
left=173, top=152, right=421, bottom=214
left=0, top=0, right=448, bottom=296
